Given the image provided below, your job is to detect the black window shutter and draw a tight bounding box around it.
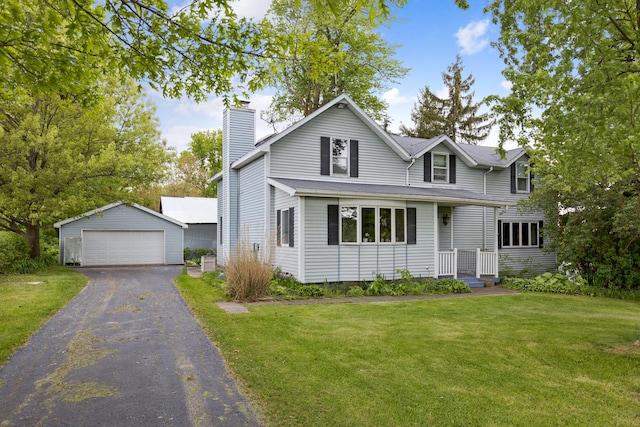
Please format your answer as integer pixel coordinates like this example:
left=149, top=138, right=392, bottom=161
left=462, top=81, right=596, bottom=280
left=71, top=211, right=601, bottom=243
left=424, top=153, right=432, bottom=182
left=328, top=205, right=339, bottom=245
left=289, top=207, right=295, bottom=247
left=276, top=209, right=281, bottom=246
left=510, top=163, right=517, bottom=193
left=321, top=136, right=330, bottom=176
left=449, top=154, right=456, bottom=184
left=538, top=221, right=543, bottom=248
left=497, top=220, right=502, bottom=249
left=350, top=139, right=359, bottom=177
left=407, top=208, right=417, bottom=244
left=529, top=163, right=535, bottom=192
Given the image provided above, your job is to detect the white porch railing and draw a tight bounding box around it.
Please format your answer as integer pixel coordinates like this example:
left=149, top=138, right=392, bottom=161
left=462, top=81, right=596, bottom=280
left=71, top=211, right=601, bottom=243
left=437, top=248, right=498, bottom=278
left=438, top=248, right=457, bottom=277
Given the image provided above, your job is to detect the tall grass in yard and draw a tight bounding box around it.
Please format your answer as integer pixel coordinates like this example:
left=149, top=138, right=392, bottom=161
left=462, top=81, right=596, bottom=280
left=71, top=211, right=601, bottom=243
left=225, top=233, right=273, bottom=302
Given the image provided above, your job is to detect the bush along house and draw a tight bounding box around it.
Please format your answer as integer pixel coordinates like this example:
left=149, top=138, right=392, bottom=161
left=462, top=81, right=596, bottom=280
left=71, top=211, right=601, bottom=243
left=213, top=94, right=556, bottom=285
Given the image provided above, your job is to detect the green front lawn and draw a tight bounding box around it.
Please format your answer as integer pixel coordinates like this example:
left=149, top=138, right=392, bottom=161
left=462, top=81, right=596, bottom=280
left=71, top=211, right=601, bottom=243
left=176, top=274, right=640, bottom=426
left=0, top=265, right=88, bottom=366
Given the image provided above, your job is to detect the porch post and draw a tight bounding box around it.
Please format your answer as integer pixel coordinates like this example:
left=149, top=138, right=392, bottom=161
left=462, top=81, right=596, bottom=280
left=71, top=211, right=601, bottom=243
left=494, top=207, right=499, bottom=278
left=453, top=248, right=458, bottom=279
left=476, top=248, right=481, bottom=279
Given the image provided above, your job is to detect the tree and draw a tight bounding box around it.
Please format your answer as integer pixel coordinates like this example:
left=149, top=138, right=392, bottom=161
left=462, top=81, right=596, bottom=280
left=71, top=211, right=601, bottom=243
left=189, top=130, right=223, bottom=197
left=262, top=0, right=409, bottom=123
left=0, top=78, right=170, bottom=258
left=0, top=0, right=268, bottom=102
left=400, top=55, right=492, bottom=144
left=486, top=1, right=640, bottom=288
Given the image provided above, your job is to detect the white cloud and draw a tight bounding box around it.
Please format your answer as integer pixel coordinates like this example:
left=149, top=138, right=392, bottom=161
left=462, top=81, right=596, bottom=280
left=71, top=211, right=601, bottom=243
left=455, top=19, right=490, bottom=55
left=383, top=88, right=410, bottom=106
left=435, top=86, right=449, bottom=100
left=500, top=80, right=513, bottom=91
left=231, top=0, right=272, bottom=20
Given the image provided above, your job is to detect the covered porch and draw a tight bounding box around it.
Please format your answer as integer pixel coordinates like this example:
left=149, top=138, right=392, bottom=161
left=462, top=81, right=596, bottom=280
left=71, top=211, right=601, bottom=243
left=435, top=205, right=501, bottom=281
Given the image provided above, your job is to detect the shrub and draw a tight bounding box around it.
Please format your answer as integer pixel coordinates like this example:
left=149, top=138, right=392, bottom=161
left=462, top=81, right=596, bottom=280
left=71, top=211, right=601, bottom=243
left=428, top=278, right=471, bottom=294
left=224, top=235, right=273, bottom=302
left=296, top=285, right=326, bottom=298
left=501, top=273, right=640, bottom=301
left=0, top=232, right=30, bottom=274
left=184, top=247, right=216, bottom=264
left=346, top=286, right=365, bottom=297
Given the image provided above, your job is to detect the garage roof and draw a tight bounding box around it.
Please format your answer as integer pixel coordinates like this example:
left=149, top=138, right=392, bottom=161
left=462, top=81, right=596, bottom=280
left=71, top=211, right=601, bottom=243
left=160, top=196, right=217, bottom=224
left=54, top=202, right=188, bottom=229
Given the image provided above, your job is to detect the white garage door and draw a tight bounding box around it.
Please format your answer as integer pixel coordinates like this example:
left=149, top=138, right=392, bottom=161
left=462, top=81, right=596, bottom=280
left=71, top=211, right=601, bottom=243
left=82, top=230, right=165, bottom=266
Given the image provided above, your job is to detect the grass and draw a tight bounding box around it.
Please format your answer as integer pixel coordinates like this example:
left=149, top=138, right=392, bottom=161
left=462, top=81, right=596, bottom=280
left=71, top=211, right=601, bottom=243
left=175, top=274, right=640, bottom=426
left=0, top=265, right=88, bottom=366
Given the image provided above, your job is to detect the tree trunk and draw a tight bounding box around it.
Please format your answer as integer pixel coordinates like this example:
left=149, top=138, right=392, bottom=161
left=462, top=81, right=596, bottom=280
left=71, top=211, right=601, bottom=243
left=24, top=223, right=41, bottom=259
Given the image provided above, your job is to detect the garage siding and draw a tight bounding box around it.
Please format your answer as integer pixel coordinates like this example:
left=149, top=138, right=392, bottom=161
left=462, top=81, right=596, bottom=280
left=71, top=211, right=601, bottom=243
left=58, top=204, right=184, bottom=265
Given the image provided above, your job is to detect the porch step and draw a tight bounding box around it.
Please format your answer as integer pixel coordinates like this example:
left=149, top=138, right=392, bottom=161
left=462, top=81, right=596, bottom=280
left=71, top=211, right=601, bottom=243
left=441, top=274, right=499, bottom=288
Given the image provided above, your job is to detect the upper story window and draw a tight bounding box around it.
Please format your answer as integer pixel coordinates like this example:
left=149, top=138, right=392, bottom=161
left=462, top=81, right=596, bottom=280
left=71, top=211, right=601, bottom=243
left=433, top=153, right=449, bottom=182
left=511, top=160, right=533, bottom=193
left=424, top=152, right=456, bottom=184
left=321, top=136, right=359, bottom=177
left=516, top=161, right=529, bottom=192
left=332, top=138, right=349, bottom=176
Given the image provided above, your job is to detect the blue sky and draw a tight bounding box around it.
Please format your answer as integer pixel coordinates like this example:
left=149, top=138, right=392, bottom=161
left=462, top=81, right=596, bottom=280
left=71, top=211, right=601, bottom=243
left=150, top=1, right=512, bottom=153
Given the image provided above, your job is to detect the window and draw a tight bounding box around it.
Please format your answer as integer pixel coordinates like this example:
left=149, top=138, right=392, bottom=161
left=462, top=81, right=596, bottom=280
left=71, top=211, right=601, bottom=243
left=337, top=206, right=407, bottom=244
left=332, top=138, right=349, bottom=176
left=511, top=160, right=532, bottom=193
left=433, top=153, right=448, bottom=182
left=516, top=161, right=529, bottom=192
left=341, top=206, right=357, bottom=243
left=321, top=137, right=359, bottom=177
left=424, top=152, right=456, bottom=183
left=499, top=221, right=542, bottom=248
left=277, top=208, right=294, bottom=247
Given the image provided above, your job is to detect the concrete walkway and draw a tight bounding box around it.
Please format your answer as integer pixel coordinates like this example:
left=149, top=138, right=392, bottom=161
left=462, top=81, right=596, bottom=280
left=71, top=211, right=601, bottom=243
left=0, top=266, right=261, bottom=427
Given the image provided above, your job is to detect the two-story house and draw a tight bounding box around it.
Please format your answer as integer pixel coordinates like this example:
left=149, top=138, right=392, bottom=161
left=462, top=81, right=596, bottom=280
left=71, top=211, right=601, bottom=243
left=214, top=94, right=556, bottom=284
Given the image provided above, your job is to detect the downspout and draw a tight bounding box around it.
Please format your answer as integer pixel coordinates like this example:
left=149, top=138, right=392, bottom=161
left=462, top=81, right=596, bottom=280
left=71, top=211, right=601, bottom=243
left=405, top=157, right=416, bottom=186
left=483, top=167, right=494, bottom=249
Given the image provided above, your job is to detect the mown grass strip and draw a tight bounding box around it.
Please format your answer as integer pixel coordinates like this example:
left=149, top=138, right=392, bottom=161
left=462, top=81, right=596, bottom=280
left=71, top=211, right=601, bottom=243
left=0, top=265, right=88, bottom=366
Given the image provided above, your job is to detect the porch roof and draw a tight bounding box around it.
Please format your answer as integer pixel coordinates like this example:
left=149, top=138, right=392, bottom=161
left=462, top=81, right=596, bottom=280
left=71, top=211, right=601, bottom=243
left=268, top=178, right=515, bottom=208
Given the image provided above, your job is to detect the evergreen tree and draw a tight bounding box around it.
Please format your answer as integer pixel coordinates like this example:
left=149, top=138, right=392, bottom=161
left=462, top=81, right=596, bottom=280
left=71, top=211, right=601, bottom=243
left=401, top=55, right=492, bottom=144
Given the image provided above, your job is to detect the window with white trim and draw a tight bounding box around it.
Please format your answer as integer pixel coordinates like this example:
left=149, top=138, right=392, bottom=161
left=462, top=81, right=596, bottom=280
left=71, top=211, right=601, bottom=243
left=340, top=206, right=406, bottom=244
left=516, top=161, right=530, bottom=193
left=277, top=207, right=294, bottom=247
left=501, top=221, right=540, bottom=248
left=433, top=153, right=448, bottom=182
left=332, top=138, right=349, bottom=176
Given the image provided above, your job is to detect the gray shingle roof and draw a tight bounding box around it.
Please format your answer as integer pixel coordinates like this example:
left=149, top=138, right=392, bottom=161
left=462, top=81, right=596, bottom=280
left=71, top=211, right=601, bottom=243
left=270, top=178, right=514, bottom=207
left=391, top=135, right=526, bottom=167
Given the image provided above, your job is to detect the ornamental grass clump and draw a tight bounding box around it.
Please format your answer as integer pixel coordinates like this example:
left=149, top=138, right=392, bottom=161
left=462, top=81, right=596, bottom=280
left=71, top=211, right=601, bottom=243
left=225, top=235, right=273, bottom=302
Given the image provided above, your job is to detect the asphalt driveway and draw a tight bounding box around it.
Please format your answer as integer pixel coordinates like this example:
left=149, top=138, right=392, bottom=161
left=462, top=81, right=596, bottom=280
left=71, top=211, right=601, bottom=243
left=0, top=266, right=261, bottom=426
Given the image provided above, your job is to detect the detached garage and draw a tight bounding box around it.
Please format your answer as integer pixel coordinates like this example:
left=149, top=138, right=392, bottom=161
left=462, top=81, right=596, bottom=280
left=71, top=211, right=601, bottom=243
left=54, top=202, right=188, bottom=266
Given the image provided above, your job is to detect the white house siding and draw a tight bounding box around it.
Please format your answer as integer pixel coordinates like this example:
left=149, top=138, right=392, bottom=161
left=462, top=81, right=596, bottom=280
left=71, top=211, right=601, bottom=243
left=57, top=204, right=184, bottom=265
left=238, top=157, right=266, bottom=250
left=273, top=187, right=298, bottom=278
left=269, top=107, right=408, bottom=186
left=302, top=198, right=435, bottom=283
